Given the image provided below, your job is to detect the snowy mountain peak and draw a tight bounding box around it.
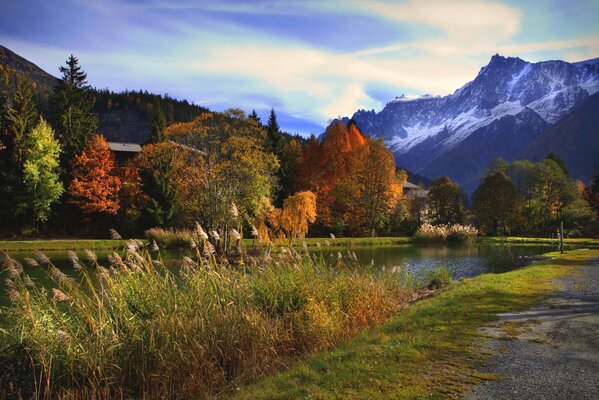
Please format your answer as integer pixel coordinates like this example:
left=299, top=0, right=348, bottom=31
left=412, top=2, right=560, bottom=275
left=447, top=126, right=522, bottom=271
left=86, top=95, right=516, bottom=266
left=346, top=54, right=599, bottom=193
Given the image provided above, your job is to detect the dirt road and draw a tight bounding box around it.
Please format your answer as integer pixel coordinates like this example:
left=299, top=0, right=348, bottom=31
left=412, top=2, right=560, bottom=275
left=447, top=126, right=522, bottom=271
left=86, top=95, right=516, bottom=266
left=464, top=255, right=599, bottom=400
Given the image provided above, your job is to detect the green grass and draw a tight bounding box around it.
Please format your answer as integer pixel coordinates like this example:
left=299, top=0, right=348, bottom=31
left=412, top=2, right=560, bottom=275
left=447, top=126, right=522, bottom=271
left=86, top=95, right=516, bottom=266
left=0, top=239, right=128, bottom=252
left=477, top=236, right=599, bottom=248
left=1, top=235, right=596, bottom=252
left=231, top=249, right=599, bottom=399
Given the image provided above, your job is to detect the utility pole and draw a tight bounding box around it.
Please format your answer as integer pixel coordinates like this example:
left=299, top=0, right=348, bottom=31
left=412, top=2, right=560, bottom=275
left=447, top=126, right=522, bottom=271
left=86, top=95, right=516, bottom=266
left=559, top=221, right=564, bottom=254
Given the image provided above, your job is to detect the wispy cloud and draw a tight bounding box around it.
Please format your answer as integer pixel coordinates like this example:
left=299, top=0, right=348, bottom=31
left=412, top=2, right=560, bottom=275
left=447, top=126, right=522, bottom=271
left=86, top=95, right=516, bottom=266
left=1, top=0, right=598, bottom=135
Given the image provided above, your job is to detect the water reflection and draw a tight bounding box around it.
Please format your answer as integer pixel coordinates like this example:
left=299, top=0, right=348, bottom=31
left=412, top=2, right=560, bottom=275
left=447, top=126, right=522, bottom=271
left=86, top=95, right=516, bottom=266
left=1, top=244, right=557, bottom=305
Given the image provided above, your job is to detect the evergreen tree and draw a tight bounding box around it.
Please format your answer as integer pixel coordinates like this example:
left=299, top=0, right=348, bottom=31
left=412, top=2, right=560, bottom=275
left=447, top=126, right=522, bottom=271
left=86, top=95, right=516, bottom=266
left=545, top=151, right=569, bottom=176
left=51, top=55, right=98, bottom=167
left=0, top=75, right=38, bottom=226
left=149, top=101, right=167, bottom=143
left=266, top=108, right=282, bottom=153
left=7, top=74, right=38, bottom=163
left=19, top=119, right=63, bottom=226
left=249, top=109, right=261, bottom=124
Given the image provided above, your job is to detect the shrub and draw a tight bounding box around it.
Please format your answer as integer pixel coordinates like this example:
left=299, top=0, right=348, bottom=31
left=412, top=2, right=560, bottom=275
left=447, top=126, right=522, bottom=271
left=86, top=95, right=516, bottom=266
left=415, top=223, right=477, bottom=243
left=145, top=227, right=195, bottom=248
left=424, top=266, right=452, bottom=289
left=0, top=245, right=415, bottom=399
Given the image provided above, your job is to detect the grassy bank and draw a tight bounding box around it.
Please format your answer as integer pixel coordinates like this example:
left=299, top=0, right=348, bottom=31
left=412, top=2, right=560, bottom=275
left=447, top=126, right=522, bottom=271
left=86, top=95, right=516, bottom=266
left=232, top=249, right=599, bottom=399
left=0, top=239, right=129, bottom=252
left=2, top=235, right=597, bottom=252
left=477, top=236, right=599, bottom=248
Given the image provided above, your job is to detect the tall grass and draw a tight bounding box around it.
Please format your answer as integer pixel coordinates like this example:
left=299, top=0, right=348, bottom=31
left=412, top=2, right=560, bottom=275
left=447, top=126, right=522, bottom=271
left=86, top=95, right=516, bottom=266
left=145, top=227, right=196, bottom=248
left=0, top=243, right=415, bottom=399
left=415, top=223, right=478, bottom=243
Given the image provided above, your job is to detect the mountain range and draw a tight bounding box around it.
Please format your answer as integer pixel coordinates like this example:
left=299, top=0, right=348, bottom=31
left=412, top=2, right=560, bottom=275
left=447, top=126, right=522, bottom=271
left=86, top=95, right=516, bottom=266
left=344, top=54, right=599, bottom=193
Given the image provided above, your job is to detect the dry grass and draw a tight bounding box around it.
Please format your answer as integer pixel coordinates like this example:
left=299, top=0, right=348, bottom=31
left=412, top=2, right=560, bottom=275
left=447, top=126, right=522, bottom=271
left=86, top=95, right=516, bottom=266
left=0, top=243, right=417, bottom=399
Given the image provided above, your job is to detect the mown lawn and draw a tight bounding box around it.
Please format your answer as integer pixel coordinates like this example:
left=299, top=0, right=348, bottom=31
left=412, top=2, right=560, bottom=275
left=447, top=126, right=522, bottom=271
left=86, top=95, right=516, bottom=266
left=0, top=239, right=129, bottom=251
left=2, top=235, right=596, bottom=252
left=231, top=249, right=599, bottom=399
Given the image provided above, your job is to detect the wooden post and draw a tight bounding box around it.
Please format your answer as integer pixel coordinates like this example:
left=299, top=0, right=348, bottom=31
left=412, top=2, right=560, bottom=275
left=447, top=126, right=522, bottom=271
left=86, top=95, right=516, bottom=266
left=560, top=221, right=564, bottom=254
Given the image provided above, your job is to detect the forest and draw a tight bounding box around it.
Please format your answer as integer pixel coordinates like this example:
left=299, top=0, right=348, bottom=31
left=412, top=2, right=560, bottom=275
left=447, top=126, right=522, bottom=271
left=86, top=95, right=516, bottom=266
left=0, top=56, right=598, bottom=241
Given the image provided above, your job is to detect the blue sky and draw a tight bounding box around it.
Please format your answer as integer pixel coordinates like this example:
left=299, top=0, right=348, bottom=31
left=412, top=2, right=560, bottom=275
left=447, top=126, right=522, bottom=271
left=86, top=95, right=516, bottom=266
left=1, top=0, right=598, bottom=136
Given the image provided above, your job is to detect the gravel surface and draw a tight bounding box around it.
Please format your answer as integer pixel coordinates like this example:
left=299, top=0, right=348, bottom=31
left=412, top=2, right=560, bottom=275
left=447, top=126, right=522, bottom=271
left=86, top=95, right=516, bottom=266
left=463, top=255, right=599, bottom=400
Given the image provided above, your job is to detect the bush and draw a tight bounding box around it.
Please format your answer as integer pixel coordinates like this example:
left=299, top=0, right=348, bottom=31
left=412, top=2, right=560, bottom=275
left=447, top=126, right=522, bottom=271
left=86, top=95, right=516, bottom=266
left=145, top=227, right=195, bottom=248
left=415, top=223, right=477, bottom=243
left=0, top=245, right=415, bottom=399
left=425, top=266, right=452, bottom=289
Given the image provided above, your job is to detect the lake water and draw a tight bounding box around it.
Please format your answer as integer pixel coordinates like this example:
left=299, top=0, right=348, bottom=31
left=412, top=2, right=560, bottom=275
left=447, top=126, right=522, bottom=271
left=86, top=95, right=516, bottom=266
left=1, top=243, right=559, bottom=306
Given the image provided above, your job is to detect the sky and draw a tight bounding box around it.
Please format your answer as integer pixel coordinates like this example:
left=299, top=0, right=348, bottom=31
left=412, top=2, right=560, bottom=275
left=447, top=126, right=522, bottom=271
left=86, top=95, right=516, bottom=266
left=1, top=0, right=598, bottom=136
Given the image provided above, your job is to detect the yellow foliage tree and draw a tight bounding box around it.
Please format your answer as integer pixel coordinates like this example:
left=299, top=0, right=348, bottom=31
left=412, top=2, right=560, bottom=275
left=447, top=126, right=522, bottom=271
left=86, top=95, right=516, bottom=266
left=280, top=191, right=317, bottom=243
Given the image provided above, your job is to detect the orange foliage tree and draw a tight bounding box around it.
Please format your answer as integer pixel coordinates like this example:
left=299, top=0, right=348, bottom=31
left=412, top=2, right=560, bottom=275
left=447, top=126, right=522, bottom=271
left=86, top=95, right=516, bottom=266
left=295, top=121, right=402, bottom=235
left=69, top=134, right=121, bottom=215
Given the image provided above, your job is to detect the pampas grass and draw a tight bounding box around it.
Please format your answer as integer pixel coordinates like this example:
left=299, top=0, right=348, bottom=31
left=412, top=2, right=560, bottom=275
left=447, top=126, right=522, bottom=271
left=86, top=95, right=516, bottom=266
left=0, top=245, right=416, bottom=399
left=415, top=223, right=478, bottom=243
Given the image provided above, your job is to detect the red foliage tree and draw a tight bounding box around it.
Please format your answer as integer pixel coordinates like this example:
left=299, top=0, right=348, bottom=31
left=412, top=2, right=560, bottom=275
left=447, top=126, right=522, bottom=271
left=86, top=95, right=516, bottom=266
left=69, top=134, right=121, bottom=215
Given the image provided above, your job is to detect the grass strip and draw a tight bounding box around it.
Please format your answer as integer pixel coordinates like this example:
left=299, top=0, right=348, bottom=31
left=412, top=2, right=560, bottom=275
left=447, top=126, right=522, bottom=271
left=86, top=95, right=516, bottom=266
left=0, top=239, right=129, bottom=252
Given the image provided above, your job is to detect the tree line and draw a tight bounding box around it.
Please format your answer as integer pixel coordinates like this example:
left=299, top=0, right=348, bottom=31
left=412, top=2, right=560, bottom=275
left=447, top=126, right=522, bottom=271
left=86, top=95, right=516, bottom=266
left=0, top=55, right=597, bottom=239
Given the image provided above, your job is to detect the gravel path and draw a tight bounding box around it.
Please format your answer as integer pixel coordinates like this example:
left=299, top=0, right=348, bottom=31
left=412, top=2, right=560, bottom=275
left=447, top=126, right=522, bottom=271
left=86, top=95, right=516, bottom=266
left=463, top=255, right=599, bottom=400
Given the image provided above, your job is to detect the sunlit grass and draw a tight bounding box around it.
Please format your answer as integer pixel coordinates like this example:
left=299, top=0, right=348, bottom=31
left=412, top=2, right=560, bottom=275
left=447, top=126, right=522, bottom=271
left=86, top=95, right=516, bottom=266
left=232, top=249, right=598, bottom=399
left=0, top=243, right=417, bottom=399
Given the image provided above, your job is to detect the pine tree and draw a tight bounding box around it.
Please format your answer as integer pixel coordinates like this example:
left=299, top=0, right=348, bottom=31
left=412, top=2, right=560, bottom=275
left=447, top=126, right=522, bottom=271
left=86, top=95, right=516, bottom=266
left=149, top=101, right=167, bottom=143
left=0, top=75, right=39, bottom=226
left=19, top=118, right=63, bottom=225
left=51, top=55, right=98, bottom=167
left=249, top=109, right=261, bottom=124
left=266, top=108, right=282, bottom=153
left=7, top=74, right=38, bottom=163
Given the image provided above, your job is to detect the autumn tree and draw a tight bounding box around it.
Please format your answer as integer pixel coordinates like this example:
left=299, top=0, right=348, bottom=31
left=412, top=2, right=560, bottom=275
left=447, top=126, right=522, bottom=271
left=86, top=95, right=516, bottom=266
left=51, top=55, right=98, bottom=167
left=18, top=118, right=63, bottom=225
left=472, top=171, right=522, bottom=235
left=428, top=176, right=466, bottom=225
left=162, top=110, right=278, bottom=246
left=117, top=163, right=147, bottom=234
left=69, top=134, right=121, bottom=216
left=280, top=191, right=317, bottom=242
left=357, top=138, right=405, bottom=235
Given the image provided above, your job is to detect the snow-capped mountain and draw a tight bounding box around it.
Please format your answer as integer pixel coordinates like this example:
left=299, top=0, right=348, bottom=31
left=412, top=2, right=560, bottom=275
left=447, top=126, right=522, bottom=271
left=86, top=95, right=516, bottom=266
left=347, top=54, right=599, bottom=193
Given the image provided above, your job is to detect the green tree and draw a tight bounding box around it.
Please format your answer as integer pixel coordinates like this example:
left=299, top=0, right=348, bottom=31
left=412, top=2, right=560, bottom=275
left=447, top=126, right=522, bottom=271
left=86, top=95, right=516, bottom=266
left=248, top=109, right=261, bottom=124
left=428, top=176, right=465, bottom=225
left=266, top=108, right=282, bottom=154
left=7, top=74, right=38, bottom=163
left=544, top=151, right=569, bottom=176
left=149, top=101, right=167, bottom=143
left=472, top=171, right=522, bottom=235
left=19, top=118, right=63, bottom=225
left=0, top=75, right=39, bottom=226
left=51, top=55, right=98, bottom=166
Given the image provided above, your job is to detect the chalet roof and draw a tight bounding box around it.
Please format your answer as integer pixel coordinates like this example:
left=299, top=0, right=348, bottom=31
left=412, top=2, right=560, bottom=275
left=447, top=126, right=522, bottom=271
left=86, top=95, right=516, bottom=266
left=403, top=181, right=423, bottom=189
left=107, top=142, right=142, bottom=153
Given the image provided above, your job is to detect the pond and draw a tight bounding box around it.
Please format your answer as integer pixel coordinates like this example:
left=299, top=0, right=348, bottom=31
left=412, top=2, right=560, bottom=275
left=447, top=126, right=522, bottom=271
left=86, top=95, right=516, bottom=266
left=0, top=243, right=561, bottom=307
